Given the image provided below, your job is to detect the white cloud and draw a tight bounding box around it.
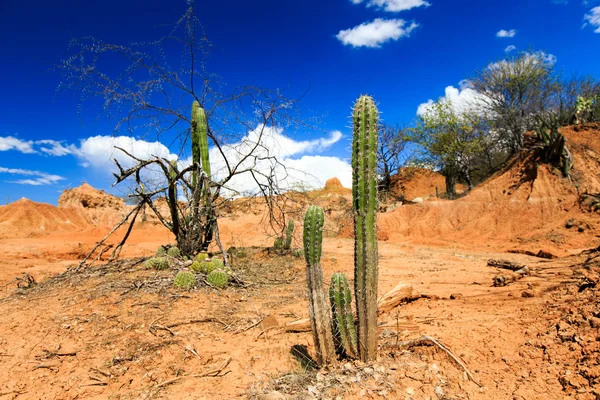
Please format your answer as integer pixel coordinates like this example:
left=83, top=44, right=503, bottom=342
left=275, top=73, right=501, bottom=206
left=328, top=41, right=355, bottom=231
left=584, top=7, right=600, bottom=33
left=205, top=125, right=350, bottom=196
left=36, top=140, right=73, bottom=156
left=337, top=19, right=419, bottom=48
left=505, top=45, right=516, bottom=52
left=351, top=0, right=430, bottom=12
left=416, top=81, right=485, bottom=116
left=0, top=136, right=35, bottom=153
left=496, top=29, right=517, bottom=38
left=0, top=166, right=65, bottom=186
left=72, top=136, right=177, bottom=170
left=0, top=136, right=75, bottom=156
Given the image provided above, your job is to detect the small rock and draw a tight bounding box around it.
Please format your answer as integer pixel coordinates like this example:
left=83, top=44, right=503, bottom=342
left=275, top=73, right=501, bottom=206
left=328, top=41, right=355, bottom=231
left=590, top=317, right=600, bottom=329
left=411, top=197, right=424, bottom=204
left=343, top=362, right=353, bottom=371
left=565, top=219, right=575, bottom=229
left=406, top=387, right=416, bottom=395
left=256, top=391, right=287, bottom=400
left=363, top=367, right=374, bottom=375
left=578, top=225, right=586, bottom=232
left=450, top=293, right=463, bottom=300
left=521, top=290, right=535, bottom=298
left=434, top=386, right=445, bottom=399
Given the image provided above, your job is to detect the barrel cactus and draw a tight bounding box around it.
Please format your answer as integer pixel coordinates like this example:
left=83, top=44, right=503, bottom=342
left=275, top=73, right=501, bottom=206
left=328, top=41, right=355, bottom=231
left=174, top=271, right=197, bottom=290
left=207, top=269, right=229, bottom=289
left=145, top=257, right=169, bottom=270
left=330, top=272, right=358, bottom=358
left=352, top=95, right=379, bottom=362
left=156, top=246, right=167, bottom=257
left=167, top=246, right=181, bottom=258
left=303, top=205, right=335, bottom=366
left=196, top=252, right=209, bottom=261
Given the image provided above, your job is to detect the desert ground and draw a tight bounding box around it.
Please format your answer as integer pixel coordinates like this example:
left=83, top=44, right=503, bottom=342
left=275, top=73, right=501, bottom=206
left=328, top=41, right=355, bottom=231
left=0, top=124, right=599, bottom=399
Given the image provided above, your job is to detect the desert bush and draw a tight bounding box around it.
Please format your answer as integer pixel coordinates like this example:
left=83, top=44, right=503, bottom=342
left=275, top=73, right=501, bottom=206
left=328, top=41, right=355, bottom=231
left=174, top=271, right=197, bottom=290
left=145, top=257, right=169, bottom=270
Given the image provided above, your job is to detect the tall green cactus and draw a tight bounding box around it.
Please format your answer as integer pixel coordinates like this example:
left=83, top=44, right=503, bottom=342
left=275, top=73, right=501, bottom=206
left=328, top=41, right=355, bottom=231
left=330, top=272, right=358, bottom=358
left=192, top=101, right=211, bottom=186
left=352, top=95, right=379, bottom=362
left=303, top=205, right=335, bottom=366
left=284, top=218, right=294, bottom=250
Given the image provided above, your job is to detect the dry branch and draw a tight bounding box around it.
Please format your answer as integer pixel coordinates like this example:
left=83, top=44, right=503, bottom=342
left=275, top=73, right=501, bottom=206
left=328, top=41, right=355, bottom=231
left=487, top=259, right=527, bottom=271
left=398, top=335, right=482, bottom=387
left=285, top=282, right=419, bottom=332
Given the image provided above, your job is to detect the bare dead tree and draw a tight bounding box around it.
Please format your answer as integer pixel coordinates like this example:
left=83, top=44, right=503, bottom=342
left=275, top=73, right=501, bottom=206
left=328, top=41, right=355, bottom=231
left=377, top=124, right=410, bottom=195
left=59, top=3, right=315, bottom=263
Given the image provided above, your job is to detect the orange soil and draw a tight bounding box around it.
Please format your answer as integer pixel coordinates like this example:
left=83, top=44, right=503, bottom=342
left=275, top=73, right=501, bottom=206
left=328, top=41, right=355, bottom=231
left=0, top=124, right=599, bottom=399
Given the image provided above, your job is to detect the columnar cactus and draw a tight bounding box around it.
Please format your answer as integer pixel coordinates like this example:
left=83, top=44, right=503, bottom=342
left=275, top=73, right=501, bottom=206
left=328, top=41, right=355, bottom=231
left=192, top=101, right=211, bottom=186
left=284, top=219, right=294, bottom=250
left=330, top=272, right=358, bottom=358
left=352, top=95, right=379, bottom=362
left=303, top=205, right=335, bottom=366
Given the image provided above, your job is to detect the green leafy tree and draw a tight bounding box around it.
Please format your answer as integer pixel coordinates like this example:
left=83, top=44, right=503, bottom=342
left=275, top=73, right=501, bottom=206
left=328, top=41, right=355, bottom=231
left=411, top=99, right=484, bottom=197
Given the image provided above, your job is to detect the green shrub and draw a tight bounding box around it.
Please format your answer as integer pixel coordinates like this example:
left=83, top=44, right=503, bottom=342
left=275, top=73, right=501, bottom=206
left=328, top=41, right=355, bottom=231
left=167, top=246, right=181, bottom=258
left=207, top=269, right=229, bottom=289
left=145, top=257, right=169, bottom=270
left=156, top=246, right=167, bottom=256
left=174, top=271, right=197, bottom=290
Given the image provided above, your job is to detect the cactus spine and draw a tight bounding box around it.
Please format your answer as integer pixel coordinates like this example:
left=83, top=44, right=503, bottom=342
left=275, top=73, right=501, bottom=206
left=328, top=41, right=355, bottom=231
left=352, top=95, right=379, bottom=362
left=284, top=218, right=294, bottom=250
left=303, top=205, right=335, bottom=366
left=330, top=272, right=358, bottom=358
left=192, top=101, right=211, bottom=186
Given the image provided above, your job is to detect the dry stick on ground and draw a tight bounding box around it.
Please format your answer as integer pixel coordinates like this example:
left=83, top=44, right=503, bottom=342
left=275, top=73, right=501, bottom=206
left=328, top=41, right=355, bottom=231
left=166, top=317, right=228, bottom=329
left=153, top=357, right=232, bottom=389
left=398, top=335, right=482, bottom=388
left=487, top=259, right=527, bottom=271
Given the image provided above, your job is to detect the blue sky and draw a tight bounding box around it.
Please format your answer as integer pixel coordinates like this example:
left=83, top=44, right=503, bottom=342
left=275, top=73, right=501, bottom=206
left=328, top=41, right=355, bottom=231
left=1, top=0, right=599, bottom=204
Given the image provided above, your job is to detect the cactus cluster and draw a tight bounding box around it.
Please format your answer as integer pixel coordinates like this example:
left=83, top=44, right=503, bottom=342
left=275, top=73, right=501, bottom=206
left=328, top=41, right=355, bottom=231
left=207, top=269, right=230, bottom=289
left=302, top=95, right=380, bottom=366
left=145, top=256, right=169, bottom=270
left=174, top=271, right=197, bottom=290
left=536, top=115, right=573, bottom=177
left=190, top=258, right=223, bottom=274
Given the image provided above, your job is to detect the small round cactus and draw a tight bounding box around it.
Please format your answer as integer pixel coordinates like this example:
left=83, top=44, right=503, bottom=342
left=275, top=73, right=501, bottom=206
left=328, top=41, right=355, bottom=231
left=211, top=258, right=224, bottom=269
left=190, top=259, right=221, bottom=274
left=156, top=246, right=167, bottom=256
left=207, top=269, right=229, bottom=289
left=145, top=257, right=169, bottom=270
left=174, top=271, right=197, bottom=290
left=196, top=252, right=209, bottom=261
left=167, top=246, right=181, bottom=258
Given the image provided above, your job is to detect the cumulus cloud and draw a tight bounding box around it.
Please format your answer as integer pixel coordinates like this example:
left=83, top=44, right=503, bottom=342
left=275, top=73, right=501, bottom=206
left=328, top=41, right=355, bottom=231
left=505, top=45, right=516, bottom=53
left=584, top=7, right=600, bottom=33
left=203, top=126, right=350, bottom=196
left=72, top=136, right=177, bottom=171
left=0, top=166, right=65, bottom=186
left=0, top=136, right=36, bottom=153
left=351, top=0, right=430, bottom=12
left=337, top=19, right=419, bottom=48
left=416, top=81, right=485, bottom=116
left=496, top=29, right=517, bottom=38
